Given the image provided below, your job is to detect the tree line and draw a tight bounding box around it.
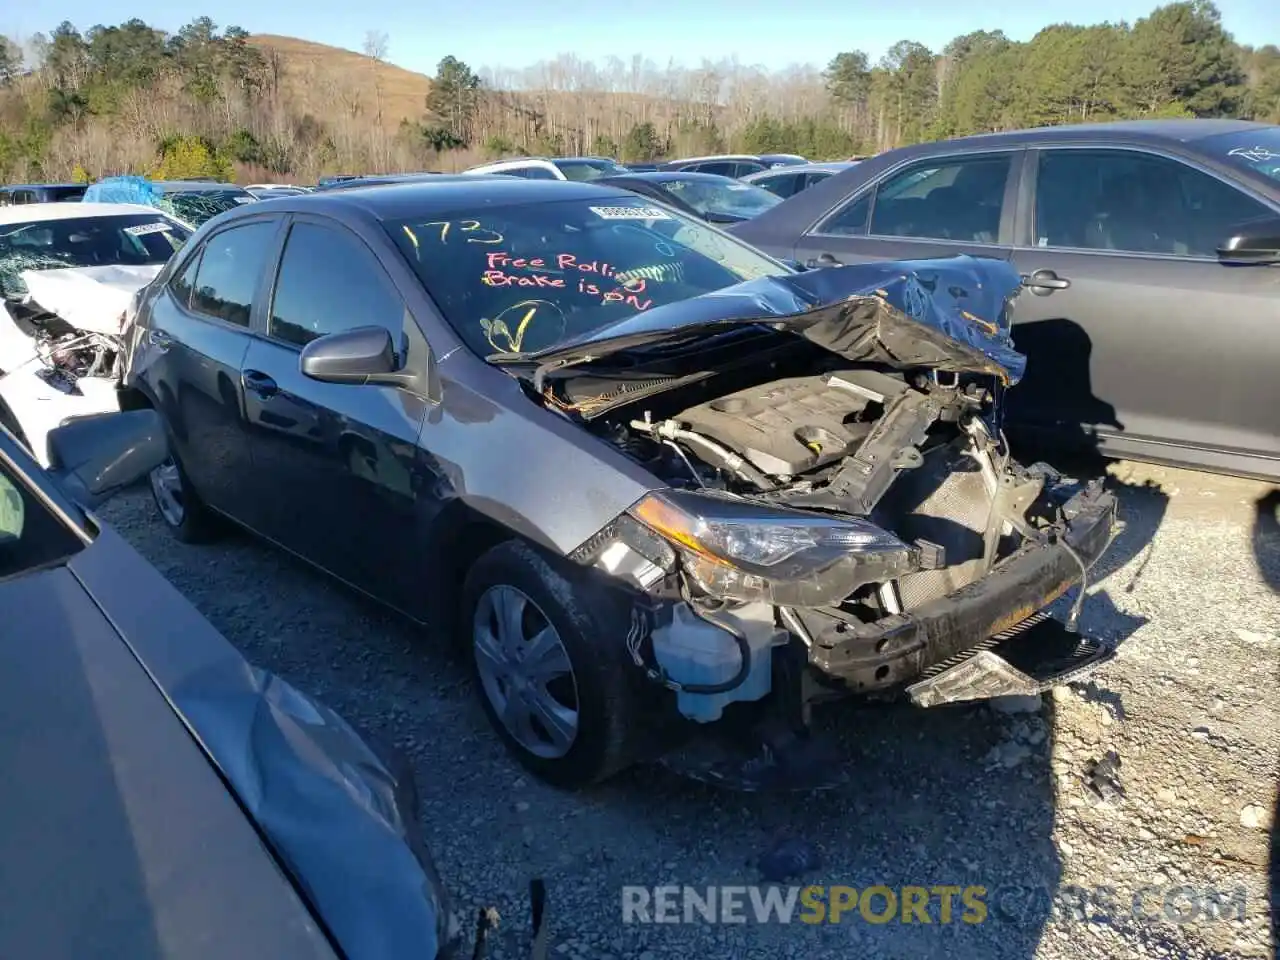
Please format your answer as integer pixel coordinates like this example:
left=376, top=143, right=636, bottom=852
left=1, top=1, right=1277, bottom=183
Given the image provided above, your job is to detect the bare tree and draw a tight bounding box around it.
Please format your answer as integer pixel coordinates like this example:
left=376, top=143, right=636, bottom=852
left=362, top=29, right=390, bottom=166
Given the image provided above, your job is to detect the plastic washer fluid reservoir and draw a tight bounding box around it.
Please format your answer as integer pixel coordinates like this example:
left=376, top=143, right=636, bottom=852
left=650, top=601, right=787, bottom=723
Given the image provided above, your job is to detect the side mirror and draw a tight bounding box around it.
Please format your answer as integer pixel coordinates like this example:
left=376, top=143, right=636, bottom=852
left=46, top=409, right=169, bottom=509
left=780, top=258, right=808, bottom=272
left=300, top=326, right=420, bottom=390
left=1217, top=216, right=1280, bottom=265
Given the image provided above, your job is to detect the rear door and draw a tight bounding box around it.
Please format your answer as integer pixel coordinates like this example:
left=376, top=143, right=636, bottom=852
left=1006, top=145, right=1280, bottom=466
left=140, top=217, right=283, bottom=518
left=239, top=215, right=433, bottom=613
left=790, top=149, right=1021, bottom=269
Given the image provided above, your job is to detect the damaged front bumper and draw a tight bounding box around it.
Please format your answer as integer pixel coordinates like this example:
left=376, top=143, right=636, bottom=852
left=807, top=480, right=1118, bottom=701
left=0, top=330, right=125, bottom=467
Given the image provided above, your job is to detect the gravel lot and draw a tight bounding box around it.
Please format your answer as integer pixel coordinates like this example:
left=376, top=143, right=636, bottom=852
left=98, top=460, right=1279, bottom=960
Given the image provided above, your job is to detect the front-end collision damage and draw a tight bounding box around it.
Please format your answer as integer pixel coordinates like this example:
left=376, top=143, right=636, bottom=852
left=557, top=255, right=1119, bottom=786
left=1, top=265, right=159, bottom=463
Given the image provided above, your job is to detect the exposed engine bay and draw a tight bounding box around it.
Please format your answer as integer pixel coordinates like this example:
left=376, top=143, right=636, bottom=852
left=0, top=264, right=152, bottom=464
left=5, top=300, right=124, bottom=394
left=554, top=329, right=1118, bottom=776
left=585, top=354, right=1049, bottom=613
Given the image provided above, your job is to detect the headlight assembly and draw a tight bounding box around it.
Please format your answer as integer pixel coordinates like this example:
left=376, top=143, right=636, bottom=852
left=629, top=489, right=921, bottom=606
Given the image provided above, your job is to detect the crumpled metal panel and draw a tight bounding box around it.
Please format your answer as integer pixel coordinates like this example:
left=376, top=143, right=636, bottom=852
left=20, top=264, right=163, bottom=335
left=775, top=256, right=1027, bottom=385
left=511, top=255, right=1027, bottom=386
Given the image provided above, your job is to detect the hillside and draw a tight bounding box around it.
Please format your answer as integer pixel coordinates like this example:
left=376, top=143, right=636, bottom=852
left=249, top=34, right=432, bottom=131
left=1, top=7, right=1276, bottom=184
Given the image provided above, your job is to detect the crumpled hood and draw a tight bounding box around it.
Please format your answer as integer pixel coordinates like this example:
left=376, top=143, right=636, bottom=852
left=20, top=264, right=163, bottom=335
left=503, top=255, right=1027, bottom=386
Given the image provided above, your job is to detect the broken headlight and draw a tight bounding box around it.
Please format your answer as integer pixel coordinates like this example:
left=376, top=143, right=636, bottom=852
left=629, top=489, right=920, bottom=606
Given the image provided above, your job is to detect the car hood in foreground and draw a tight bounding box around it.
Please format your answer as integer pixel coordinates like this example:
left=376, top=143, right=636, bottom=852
left=65, top=523, right=463, bottom=958
left=493, top=255, right=1026, bottom=387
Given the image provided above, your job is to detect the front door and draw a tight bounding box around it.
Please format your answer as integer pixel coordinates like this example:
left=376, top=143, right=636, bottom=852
left=790, top=149, right=1021, bottom=269
left=140, top=219, right=282, bottom=518
left=239, top=216, right=432, bottom=614
left=1006, top=146, right=1280, bottom=466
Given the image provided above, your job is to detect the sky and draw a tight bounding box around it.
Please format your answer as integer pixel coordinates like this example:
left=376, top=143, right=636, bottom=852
left=6, top=0, right=1278, bottom=78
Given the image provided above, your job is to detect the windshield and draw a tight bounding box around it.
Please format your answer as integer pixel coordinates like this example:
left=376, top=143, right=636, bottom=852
left=1205, top=128, right=1280, bottom=184
left=160, top=189, right=256, bottom=226
left=657, top=177, right=783, bottom=220
left=387, top=196, right=789, bottom=357
left=0, top=213, right=191, bottom=297
left=556, top=160, right=629, bottom=182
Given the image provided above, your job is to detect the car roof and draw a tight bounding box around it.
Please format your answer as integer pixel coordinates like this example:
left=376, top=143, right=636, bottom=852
left=2, top=182, right=84, bottom=190
left=666, top=153, right=762, bottom=164
left=927, top=118, right=1269, bottom=148
left=232, top=177, right=633, bottom=221
left=602, top=170, right=739, bottom=184
left=744, top=161, right=858, bottom=179
left=0, top=201, right=171, bottom=225
left=312, top=172, right=461, bottom=191
left=151, top=180, right=250, bottom=193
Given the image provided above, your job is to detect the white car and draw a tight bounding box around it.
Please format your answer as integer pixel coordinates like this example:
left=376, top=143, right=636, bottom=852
left=464, top=156, right=630, bottom=181
left=0, top=202, right=192, bottom=465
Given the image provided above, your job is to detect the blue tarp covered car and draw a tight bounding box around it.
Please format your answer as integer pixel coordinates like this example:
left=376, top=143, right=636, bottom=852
left=84, top=175, right=258, bottom=227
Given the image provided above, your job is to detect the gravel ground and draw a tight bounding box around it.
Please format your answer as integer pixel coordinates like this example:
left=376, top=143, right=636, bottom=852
left=98, top=461, right=1279, bottom=960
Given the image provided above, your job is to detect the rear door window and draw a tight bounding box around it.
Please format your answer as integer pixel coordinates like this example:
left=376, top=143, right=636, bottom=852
left=856, top=153, right=1013, bottom=244
left=693, top=162, right=735, bottom=176
left=187, top=221, right=277, bottom=327
left=516, top=166, right=560, bottom=180
left=755, top=173, right=803, bottom=198
left=1033, top=148, right=1274, bottom=257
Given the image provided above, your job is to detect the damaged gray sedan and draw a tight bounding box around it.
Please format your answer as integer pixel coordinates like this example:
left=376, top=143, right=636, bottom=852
left=120, top=180, right=1119, bottom=788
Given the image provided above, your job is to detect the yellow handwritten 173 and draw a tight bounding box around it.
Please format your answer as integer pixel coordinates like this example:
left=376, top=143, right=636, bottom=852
left=420, top=220, right=504, bottom=244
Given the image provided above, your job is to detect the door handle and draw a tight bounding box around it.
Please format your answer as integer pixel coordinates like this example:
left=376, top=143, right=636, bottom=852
left=1020, top=269, right=1071, bottom=296
left=148, top=328, right=172, bottom=347
left=241, top=369, right=278, bottom=398
left=805, top=252, right=843, bottom=269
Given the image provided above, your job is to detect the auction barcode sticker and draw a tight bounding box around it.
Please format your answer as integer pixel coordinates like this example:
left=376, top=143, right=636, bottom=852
left=124, top=222, right=174, bottom=236
left=589, top=205, right=672, bottom=221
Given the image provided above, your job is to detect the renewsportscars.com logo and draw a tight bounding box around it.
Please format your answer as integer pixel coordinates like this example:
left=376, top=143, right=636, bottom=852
left=621, top=884, right=1251, bottom=926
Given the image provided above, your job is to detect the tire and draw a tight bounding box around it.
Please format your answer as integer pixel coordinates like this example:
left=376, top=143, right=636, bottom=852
left=461, top=539, right=649, bottom=788
left=148, top=453, right=221, bottom=543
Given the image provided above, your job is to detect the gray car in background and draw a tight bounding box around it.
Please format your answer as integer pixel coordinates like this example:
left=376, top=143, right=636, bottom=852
left=120, top=178, right=1119, bottom=790
left=730, top=119, right=1280, bottom=481
left=742, top=161, right=862, bottom=199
